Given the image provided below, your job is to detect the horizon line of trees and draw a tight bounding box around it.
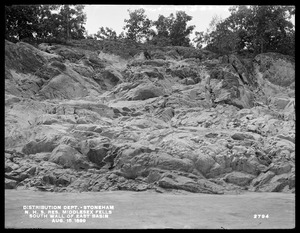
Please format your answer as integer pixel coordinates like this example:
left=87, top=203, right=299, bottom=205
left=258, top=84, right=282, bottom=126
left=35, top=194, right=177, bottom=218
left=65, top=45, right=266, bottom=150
left=196, top=5, right=295, bottom=56
left=93, top=8, right=196, bottom=47
left=5, top=5, right=295, bottom=56
left=5, top=5, right=86, bottom=42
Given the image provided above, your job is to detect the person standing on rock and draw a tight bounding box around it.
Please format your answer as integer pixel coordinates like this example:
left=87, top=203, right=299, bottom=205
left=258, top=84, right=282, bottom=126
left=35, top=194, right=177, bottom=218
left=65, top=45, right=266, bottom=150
left=144, top=49, right=151, bottom=60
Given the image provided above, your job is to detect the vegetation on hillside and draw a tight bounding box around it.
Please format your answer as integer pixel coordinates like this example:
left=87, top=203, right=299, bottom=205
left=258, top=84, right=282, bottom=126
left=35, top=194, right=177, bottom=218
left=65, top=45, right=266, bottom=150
left=5, top=5, right=86, bottom=43
left=5, top=5, right=295, bottom=57
left=194, top=6, right=295, bottom=56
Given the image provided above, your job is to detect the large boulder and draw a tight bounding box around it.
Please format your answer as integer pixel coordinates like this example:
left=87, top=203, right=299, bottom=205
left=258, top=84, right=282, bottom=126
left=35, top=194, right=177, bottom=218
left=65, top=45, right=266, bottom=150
left=205, top=54, right=256, bottom=109
left=210, top=70, right=254, bottom=109
left=113, top=143, right=156, bottom=166
left=124, top=82, right=166, bottom=100
left=158, top=175, right=201, bottom=193
left=153, top=107, right=175, bottom=122
left=5, top=40, right=62, bottom=98
left=39, top=71, right=101, bottom=99
left=79, top=137, right=111, bottom=167
left=53, top=46, right=84, bottom=62
left=122, top=116, right=168, bottom=129
left=250, top=171, right=276, bottom=189
left=158, top=173, right=224, bottom=194
left=168, top=65, right=200, bottom=82
left=257, top=173, right=293, bottom=192
left=22, top=136, right=59, bottom=155
left=49, top=144, right=90, bottom=170
left=219, top=54, right=254, bottom=85
left=140, top=67, right=165, bottom=80
left=5, top=159, right=20, bottom=172
left=97, top=67, right=123, bottom=89
left=270, top=96, right=291, bottom=110
left=268, top=162, right=292, bottom=175
left=5, top=40, right=57, bottom=74
left=5, top=178, right=18, bottom=189
left=193, top=151, right=216, bottom=175
left=224, top=171, right=255, bottom=186
left=155, top=153, right=194, bottom=173
left=231, top=132, right=255, bottom=140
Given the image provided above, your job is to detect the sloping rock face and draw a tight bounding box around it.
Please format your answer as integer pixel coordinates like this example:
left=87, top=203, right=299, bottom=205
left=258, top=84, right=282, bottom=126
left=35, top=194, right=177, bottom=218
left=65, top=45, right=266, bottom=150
left=5, top=39, right=295, bottom=194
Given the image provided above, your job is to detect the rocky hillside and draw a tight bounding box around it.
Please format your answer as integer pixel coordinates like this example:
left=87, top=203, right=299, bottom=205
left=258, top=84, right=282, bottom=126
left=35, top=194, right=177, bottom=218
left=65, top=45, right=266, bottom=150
left=5, top=39, right=295, bottom=194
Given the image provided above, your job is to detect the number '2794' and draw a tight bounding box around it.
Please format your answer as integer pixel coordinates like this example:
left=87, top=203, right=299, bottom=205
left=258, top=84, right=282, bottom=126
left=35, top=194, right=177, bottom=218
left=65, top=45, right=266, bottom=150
left=254, top=214, right=269, bottom=218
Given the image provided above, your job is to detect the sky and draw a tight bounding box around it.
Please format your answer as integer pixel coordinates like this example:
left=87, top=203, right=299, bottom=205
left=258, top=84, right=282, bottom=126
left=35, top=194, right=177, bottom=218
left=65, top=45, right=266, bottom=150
left=83, top=5, right=232, bottom=38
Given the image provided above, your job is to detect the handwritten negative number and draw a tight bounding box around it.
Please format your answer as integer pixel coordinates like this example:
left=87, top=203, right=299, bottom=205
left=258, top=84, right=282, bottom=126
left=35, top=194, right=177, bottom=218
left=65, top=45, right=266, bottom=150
left=254, top=214, right=269, bottom=219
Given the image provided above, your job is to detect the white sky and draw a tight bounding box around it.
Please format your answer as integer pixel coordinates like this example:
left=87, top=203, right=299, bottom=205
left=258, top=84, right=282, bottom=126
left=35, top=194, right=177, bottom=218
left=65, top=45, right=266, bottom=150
left=83, top=5, right=232, bottom=38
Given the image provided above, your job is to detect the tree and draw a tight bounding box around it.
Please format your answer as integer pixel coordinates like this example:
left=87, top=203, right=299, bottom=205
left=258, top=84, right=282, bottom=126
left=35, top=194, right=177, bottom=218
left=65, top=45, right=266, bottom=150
left=5, top=4, right=87, bottom=42
left=247, top=5, right=295, bottom=54
left=36, top=5, right=61, bottom=39
left=205, top=17, right=241, bottom=54
left=202, top=7, right=250, bottom=54
left=203, top=14, right=223, bottom=45
left=95, top=27, right=117, bottom=40
left=153, top=14, right=173, bottom=38
left=5, top=5, right=40, bottom=41
left=193, top=31, right=205, bottom=49
left=123, top=8, right=152, bottom=42
left=151, top=11, right=195, bottom=47
left=117, top=31, right=126, bottom=40
left=149, top=14, right=172, bottom=46
left=204, top=5, right=295, bottom=56
left=169, top=11, right=195, bottom=46
left=55, top=5, right=86, bottom=40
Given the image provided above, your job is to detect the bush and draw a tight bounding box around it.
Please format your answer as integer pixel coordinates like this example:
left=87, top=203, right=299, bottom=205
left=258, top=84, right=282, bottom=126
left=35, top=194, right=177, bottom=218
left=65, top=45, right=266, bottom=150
left=170, top=46, right=203, bottom=60
left=19, top=36, right=73, bottom=47
left=40, top=37, right=72, bottom=46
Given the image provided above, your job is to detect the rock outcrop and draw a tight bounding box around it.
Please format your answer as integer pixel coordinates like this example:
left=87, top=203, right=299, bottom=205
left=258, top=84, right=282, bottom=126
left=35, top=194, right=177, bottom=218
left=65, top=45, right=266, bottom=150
left=5, top=39, right=295, bottom=194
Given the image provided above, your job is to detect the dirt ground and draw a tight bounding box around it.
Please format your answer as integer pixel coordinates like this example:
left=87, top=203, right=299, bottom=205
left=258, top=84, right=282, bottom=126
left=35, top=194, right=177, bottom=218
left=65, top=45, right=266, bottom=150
left=5, top=189, right=295, bottom=229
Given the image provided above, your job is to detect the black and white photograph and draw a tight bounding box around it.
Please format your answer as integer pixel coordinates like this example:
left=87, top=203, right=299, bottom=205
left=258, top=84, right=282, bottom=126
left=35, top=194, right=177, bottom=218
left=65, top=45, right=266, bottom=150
left=4, top=4, right=295, bottom=229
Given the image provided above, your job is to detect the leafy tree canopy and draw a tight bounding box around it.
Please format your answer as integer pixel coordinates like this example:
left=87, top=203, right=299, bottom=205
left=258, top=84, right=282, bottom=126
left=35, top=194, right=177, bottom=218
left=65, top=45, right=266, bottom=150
left=5, top=5, right=40, bottom=42
left=151, top=11, right=195, bottom=47
left=123, top=8, right=195, bottom=47
left=201, top=5, right=295, bottom=56
left=95, top=27, right=118, bottom=40
left=5, top=4, right=87, bottom=42
left=123, top=8, right=152, bottom=42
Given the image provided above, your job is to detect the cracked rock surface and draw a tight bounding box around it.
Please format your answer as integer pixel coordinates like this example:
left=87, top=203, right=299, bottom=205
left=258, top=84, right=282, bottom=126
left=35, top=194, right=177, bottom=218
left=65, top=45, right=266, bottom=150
left=5, top=39, right=295, bottom=194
